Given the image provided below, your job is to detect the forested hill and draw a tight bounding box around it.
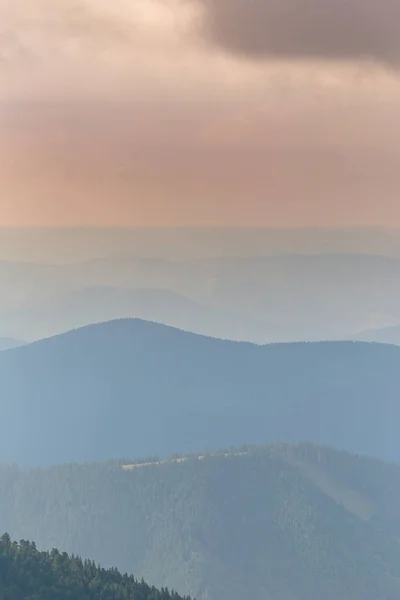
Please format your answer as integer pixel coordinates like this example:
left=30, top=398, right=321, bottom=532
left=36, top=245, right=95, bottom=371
left=2, top=443, right=400, bottom=600
left=0, top=533, right=190, bottom=600
left=1, top=319, right=400, bottom=466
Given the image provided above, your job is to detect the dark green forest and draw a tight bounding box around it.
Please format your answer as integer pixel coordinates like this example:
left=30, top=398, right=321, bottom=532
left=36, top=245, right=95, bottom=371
left=0, top=533, right=190, bottom=600
left=2, top=443, right=400, bottom=600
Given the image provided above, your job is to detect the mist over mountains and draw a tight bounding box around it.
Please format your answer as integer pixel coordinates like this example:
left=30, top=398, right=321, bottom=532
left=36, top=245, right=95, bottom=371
left=2, top=236, right=400, bottom=342
left=3, top=226, right=400, bottom=263
left=2, top=227, right=400, bottom=599
left=3, top=0, right=400, bottom=595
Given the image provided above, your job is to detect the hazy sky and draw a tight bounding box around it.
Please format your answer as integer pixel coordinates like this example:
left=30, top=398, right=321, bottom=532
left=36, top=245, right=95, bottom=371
left=1, top=0, right=400, bottom=227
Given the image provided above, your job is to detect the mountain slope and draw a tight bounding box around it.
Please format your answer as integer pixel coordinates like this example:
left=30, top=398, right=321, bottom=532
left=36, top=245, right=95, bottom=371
left=3, top=285, right=264, bottom=342
left=0, top=337, right=24, bottom=351
left=0, top=534, right=190, bottom=600
left=1, top=319, right=400, bottom=466
left=2, top=443, right=400, bottom=600
left=353, top=323, right=400, bottom=345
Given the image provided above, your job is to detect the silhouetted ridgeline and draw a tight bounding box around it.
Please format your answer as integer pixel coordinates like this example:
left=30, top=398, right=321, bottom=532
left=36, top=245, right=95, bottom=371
left=1, top=443, right=400, bottom=600
left=353, top=322, right=400, bottom=345
left=1, top=319, right=400, bottom=466
left=0, top=533, right=191, bottom=600
left=0, top=337, right=24, bottom=351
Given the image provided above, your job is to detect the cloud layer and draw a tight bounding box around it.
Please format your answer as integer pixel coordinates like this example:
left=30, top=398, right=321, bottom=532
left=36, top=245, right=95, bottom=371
left=196, top=0, right=400, bottom=65
left=1, top=0, right=400, bottom=226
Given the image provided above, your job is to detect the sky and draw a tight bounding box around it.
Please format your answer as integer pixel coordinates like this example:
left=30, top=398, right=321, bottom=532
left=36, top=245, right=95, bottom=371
left=1, top=0, right=400, bottom=227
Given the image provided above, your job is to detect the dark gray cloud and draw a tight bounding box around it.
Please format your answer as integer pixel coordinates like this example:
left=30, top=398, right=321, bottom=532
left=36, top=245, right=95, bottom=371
left=196, top=0, right=400, bottom=64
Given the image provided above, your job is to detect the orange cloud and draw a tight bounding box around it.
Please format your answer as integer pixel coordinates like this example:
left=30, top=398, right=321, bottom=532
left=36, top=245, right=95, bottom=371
left=1, top=0, right=400, bottom=226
